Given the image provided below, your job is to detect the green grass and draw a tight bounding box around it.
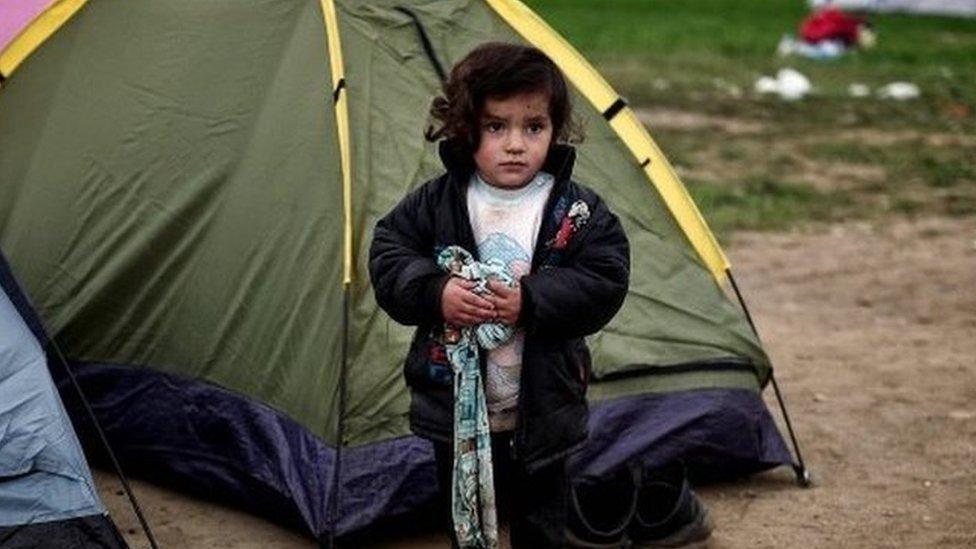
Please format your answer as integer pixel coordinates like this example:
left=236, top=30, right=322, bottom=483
left=805, top=140, right=976, bottom=189
left=807, top=141, right=879, bottom=164
left=526, top=0, right=976, bottom=234
left=686, top=178, right=852, bottom=235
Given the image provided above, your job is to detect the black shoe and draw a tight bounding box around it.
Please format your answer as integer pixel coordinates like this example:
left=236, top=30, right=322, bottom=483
left=566, top=466, right=639, bottom=548
left=628, top=465, right=713, bottom=548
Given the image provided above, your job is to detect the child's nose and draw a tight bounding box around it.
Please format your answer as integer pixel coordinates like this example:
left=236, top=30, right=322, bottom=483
left=505, top=132, right=526, bottom=153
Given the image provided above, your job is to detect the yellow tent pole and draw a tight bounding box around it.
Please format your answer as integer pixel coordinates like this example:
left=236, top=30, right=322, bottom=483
left=319, top=0, right=354, bottom=286
left=318, top=3, right=354, bottom=542
left=483, top=0, right=731, bottom=283
left=0, top=0, right=89, bottom=83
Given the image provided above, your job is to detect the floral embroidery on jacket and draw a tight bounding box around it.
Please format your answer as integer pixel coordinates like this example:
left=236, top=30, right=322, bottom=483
left=549, top=199, right=590, bottom=251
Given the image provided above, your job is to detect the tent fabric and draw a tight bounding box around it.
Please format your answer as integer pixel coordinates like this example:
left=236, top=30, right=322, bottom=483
left=574, top=388, right=790, bottom=483
left=0, top=256, right=124, bottom=547
left=58, top=361, right=436, bottom=537
left=0, top=0, right=793, bottom=541
left=0, top=0, right=347, bottom=445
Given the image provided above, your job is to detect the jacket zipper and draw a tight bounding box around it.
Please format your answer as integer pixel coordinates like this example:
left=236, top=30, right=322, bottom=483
left=514, top=160, right=572, bottom=466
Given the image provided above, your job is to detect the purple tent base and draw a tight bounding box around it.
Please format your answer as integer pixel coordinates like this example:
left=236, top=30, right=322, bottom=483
left=57, top=363, right=792, bottom=541
left=573, top=388, right=793, bottom=483
left=58, top=362, right=439, bottom=540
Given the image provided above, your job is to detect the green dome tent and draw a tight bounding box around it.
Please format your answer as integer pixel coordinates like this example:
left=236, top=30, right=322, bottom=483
left=0, top=0, right=798, bottom=543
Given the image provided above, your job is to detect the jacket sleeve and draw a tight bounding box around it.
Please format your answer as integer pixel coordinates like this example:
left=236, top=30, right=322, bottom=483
left=519, top=200, right=630, bottom=340
left=368, top=185, right=449, bottom=326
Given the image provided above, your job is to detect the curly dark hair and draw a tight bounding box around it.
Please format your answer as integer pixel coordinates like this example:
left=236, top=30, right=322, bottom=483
left=425, top=42, right=582, bottom=158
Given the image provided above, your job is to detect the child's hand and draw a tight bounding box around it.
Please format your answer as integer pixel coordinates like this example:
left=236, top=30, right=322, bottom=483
left=442, top=278, right=495, bottom=326
left=486, top=279, right=521, bottom=325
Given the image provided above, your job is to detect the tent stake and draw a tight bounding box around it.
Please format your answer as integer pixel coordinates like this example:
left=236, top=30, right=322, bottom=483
left=47, top=338, right=160, bottom=548
left=726, top=269, right=811, bottom=488
left=769, top=371, right=812, bottom=487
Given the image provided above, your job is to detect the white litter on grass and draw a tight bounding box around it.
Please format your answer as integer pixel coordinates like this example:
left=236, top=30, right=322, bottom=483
left=849, top=83, right=871, bottom=97
left=755, top=68, right=812, bottom=101
left=878, top=82, right=920, bottom=101
left=777, top=69, right=812, bottom=100
left=755, top=76, right=779, bottom=94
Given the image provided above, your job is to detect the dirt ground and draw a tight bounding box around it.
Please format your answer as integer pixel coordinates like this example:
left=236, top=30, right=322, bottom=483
left=97, top=215, right=976, bottom=548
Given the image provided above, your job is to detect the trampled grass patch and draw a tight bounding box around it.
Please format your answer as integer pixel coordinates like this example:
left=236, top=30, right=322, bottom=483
left=920, top=155, right=976, bottom=189
left=806, top=139, right=976, bottom=190
left=686, top=178, right=852, bottom=239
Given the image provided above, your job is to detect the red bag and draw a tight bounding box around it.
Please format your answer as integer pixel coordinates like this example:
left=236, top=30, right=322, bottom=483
left=800, top=8, right=866, bottom=45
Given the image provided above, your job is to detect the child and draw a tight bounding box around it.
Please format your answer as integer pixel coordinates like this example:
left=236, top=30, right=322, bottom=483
left=369, top=42, right=629, bottom=548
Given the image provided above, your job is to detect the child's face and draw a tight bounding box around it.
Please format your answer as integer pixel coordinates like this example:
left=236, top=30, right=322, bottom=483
left=473, top=91, right=553, bottom=189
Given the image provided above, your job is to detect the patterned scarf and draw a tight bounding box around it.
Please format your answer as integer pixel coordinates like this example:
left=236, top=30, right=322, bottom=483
left=436, top=246, right=517, bottom=549
left=434, top=196, right=590, bottom=547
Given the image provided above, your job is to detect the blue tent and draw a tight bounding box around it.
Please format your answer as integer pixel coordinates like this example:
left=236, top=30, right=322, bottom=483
left=0, top=257, right=125, bottom=548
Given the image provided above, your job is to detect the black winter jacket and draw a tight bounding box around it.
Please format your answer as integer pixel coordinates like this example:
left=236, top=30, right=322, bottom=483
left=368, top=142, right=630, bottom=472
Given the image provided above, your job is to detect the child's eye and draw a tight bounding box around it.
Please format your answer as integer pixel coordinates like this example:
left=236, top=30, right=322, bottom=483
left=527, top=123, right=547, bottom=134
left=484, top=122, right=504, bottom=133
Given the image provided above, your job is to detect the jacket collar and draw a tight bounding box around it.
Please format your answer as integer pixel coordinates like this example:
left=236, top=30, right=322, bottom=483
left=437, top=140, right=577, bottom=187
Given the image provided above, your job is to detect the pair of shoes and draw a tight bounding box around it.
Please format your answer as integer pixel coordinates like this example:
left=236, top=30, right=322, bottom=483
left=628, top=475, right=713, bottom=548
left=566, top=463, right=713, bottom=549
